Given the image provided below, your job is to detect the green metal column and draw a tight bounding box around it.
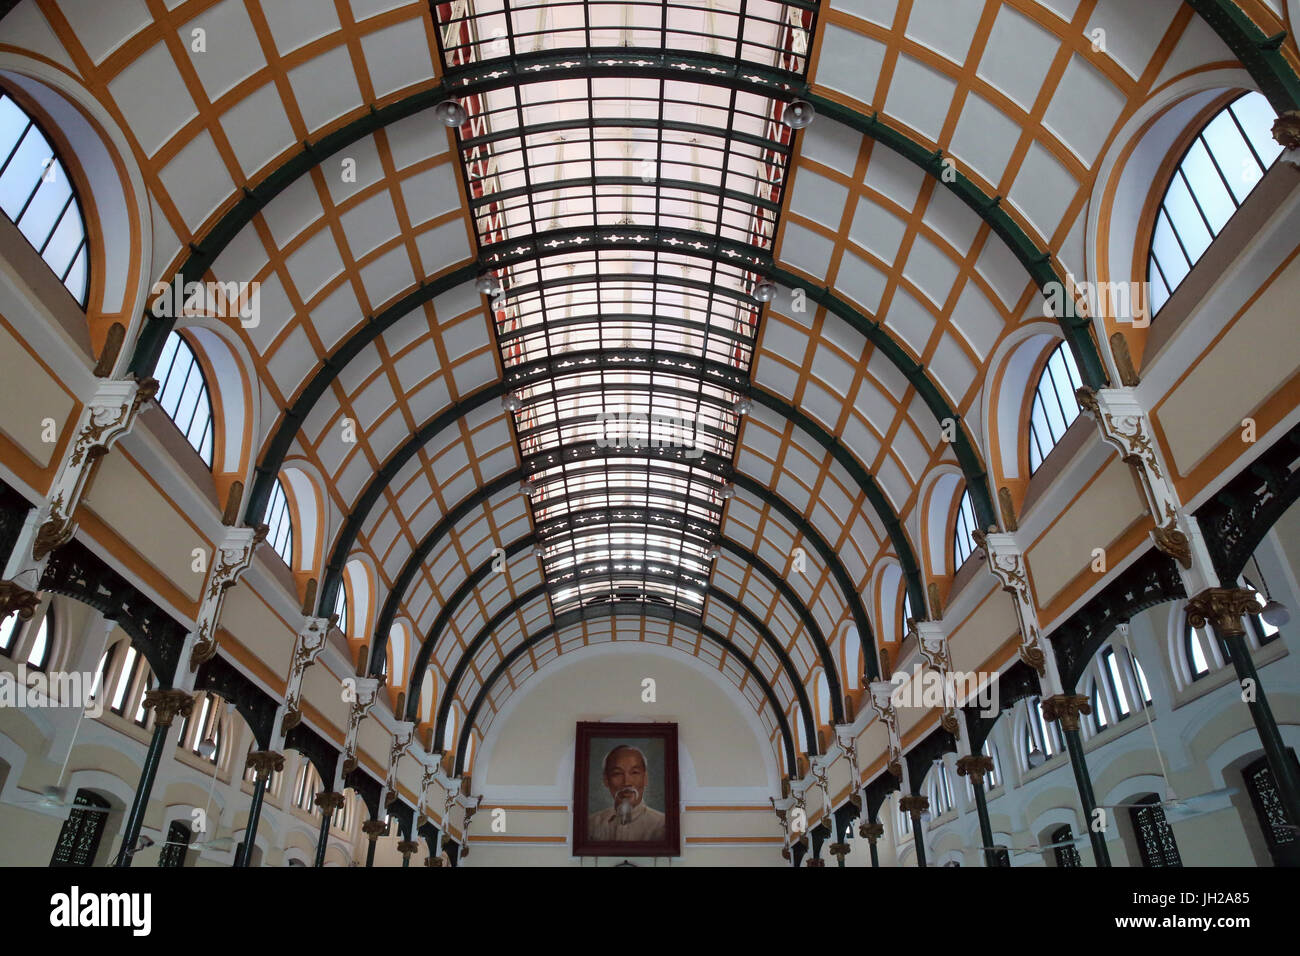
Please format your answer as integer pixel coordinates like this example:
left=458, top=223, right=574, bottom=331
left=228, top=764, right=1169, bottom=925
left=1190, top=589, right=1300, bottom=834
left=1062, top=726, right=1111, bottom=866
left=859, top=819, right=882, bottom=866
left=234, top=777, right=267, bottom=868
left=312, top=791, right=343, bottom=867
left=957, top=754, right=997, bottom=866
left=900, top=795, right=928, bottom=868
left=116, top=689, right=192, bottom=867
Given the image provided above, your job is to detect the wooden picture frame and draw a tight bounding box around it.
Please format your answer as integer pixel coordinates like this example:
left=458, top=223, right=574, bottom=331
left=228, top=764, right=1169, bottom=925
left=572, top=721, right=680, bottom=858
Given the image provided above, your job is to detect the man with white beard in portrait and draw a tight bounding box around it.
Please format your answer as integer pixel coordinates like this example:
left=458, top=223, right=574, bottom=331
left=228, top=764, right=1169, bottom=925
left=587, top=744, right=666, bottom=842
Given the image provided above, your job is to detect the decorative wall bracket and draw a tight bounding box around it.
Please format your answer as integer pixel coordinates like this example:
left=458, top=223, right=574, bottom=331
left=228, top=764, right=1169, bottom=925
left=973, top=529, right=1059, bottom=692
left=868, top=680, right=903, bottom=779
left=384, top=721, right=416, bottom=807
left=278, top=616, right=330, bottom=741
left=2, top=376, right=157, bottom=592
left=185, top=524, right=267, bottom=675
left=340, top=677, right=380, bottom=777
left=914, top=620, right=959, bottom=738
left=1076, top=386, right=1218, bottom=594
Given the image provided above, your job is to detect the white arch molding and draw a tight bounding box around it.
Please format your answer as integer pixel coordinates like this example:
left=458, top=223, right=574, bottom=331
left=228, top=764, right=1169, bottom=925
left=471, top=640, right=784, bottom=806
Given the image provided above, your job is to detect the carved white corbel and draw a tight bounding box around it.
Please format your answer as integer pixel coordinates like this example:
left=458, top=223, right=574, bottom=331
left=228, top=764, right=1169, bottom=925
left=1077, top=386, right=1218, bottom=594
left=912, top=619, right=960, bottom=739
left=383, top=721, right=415, bottom=807
left=868, top=680, right=903, bottom=781
left=340, top=677, right=380, bottom=777
left=275, top=616, right=331, bottom=744
left=3, top=376, right=157, bottom=592
left=973, top=529, right=1062, bottom=694
left=176, top=525, right=266, bottom=688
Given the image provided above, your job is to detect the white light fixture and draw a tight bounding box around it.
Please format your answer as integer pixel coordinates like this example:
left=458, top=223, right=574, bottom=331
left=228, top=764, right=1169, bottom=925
left=734, top=397, right=752, bottom=417
left=1027, top=747, right=1046, bottom=769
left=919, top=809, right=932, bottom=823
left=719, top=483, right=735, bottom=500
left=198, top=737, right=217, bottom=759
left=475, top=274, right=500, bottom=296
left=753, top=281, right=777, bottom=303
left=500, top=393, right=523, bottom=413
left=435, top=99, right=468, bottom=127
left=519, top=479, right=540, bottom=498
left=1261, top=599, right=1290, bottom=628
left=705, top=547, right=721, bottom=561
left=783, top=99, right=815, bottom=129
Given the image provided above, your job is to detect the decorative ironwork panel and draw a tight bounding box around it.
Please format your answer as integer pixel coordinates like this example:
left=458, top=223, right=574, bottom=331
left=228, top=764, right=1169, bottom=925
left=49, top=790, right=109, bottom=867
left=1130, top=797, right=1183, bottom=867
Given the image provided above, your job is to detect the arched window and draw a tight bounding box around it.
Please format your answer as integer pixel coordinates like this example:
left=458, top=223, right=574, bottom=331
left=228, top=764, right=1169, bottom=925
left=0, top=613, right=18, bottom=656
left=952, top=488, right=978, bottom=569
left=896, top=795, right=911, bottom=836
left=1027, top=343, right=1083, bottom=473
left=1129, top=795, right=1183, bottom=867
left=1185, top=622, right=1217, bottom=681
left=814, top=671, right=831, bottom=728
left=333, top=583, right=348, bottom=637
left=177, top=691, right=223, bottom=765
left=264, top=478, right=294, bottom=566
left=159, top=821, right=192, bottom=868
left=0, top=92, right=89, bottom=304
left=929, top=762, right=954, bottom=816
left=1148, top=91, right=1282, bottom=314
left=982, top=740, right=1000, bottom=790
left=153, top=332, right=214, bottom=466
left=1051, top=824, right=1082, bottom=868
left=1023, top=696, right=1063, bottom=766
left=49, top=789, right=109, bottom=867
left=25, top=613, right=51, bottom=671
left=901, top=589, right=913, bottom=639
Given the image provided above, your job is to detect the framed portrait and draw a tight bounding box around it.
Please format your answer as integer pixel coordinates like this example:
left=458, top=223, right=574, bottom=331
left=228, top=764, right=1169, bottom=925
left=572, top=721, right=680, bottom=858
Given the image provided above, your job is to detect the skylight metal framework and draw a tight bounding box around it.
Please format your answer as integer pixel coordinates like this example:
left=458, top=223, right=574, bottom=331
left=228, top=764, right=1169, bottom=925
left=433, top=0, right=815, bottom=617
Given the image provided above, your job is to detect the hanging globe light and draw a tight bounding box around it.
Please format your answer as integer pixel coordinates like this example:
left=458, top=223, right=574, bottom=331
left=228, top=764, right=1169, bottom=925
left=475, top=273, right=500, bottom=295
left=734, top=397, right=753, bottom=417
left=782, top=99, right=815, bottom=129
left=435, top=99, right=468, bottom=127
left=753, top=281, right=778, bottom=303
left=198, top=737, right=218, bottom=759
left=500, top=392, right=523, bottom=413
left=1260, top=598, right=1291, bottom=628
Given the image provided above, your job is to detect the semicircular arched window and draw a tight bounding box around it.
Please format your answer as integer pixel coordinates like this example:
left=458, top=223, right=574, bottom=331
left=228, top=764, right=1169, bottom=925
left=332, top=582, right=348, bottom=638
left=0, top=92, right=89, bottom=304
left=1028, top=342, right=1083, bottom=473
left=1148, top=91, right=1283, bottom=315
left=263, top=478, right=294, bottom=566
left=153, top=331, right=214, bottom=467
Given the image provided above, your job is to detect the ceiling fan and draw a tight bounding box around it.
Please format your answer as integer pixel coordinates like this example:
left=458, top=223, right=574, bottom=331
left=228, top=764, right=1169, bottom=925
left=9, top=785, right=112, bottom=813
left=982, top=830, right=1089, bottom=856
left=1101, top=786, right=1239, bottom=822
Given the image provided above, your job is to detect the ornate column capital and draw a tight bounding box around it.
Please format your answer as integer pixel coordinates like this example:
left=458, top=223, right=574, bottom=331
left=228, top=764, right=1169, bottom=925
left=1185, top=587, right=1258, bottom=639
left=805, top=856, right=826, bottom=867
left=396, top=839, right=420, bottom=858
left=0, top=581, right=40, bottom=625
left=955, top=754, right=995, bottom=787
left=1040, top=693, right=1092, bottom=733
left=828, top=842, right=850, bottom=862
left=245, top=750, right=284, bottom=781
left=898, top=794, right=930, bottom=815
left=858, top=821, right=884, bottom=842
left=314, top=790, right=346, bottom=814
left=1274, top=110, right=1300, bottom=164
left=362, top=819, right=387, bottom=841
left=143, top=688, right=194, bottom=728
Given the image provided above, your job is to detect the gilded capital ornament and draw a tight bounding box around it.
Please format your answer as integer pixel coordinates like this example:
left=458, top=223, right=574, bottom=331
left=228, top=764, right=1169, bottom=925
left=362, top=819, right=387, bottom=841
left=245, top=750, right=284, bottom=781
left=0, top=581, right=40, bottom=624
left=314, top=790, right=347, bottom=814
left=1274, top=110, right=1300, bottom=151
left=396, top=839, right=420, bottom=857
left=828, top=842, right=850, bottom=862
left=143, top=688, right=194, bottom=728
left=955, top=754, right=995, bottom=788
left=898, top=794, right=930, bottom=815
left=1185, top=587, right=1258, bottom=640
left=1040, top=693, right=1091, bottom=733
left=805, top=857, right=826, bottom=867
left=858, top=821, right=884, bottom=842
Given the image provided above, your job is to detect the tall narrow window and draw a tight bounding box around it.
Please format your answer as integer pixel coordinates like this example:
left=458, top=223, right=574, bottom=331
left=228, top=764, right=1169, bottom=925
left=1051, top=824, right=1081, bottom=868
left=1028, top=343, right=1084, bottom=473
left=333, top=583, right=348, bottom=637
left=952, top=489, right=978, bottom=568
left=1148, top=91, right=1283, bottom=314
left=1130, top=651, right=1154, bottom=706
left=1129, top=795, right=1183, bottom=867
left=24, top=613, right=51, bottom=671
left=1101, top=646, right=1132, bottom=720
left=1185, top=624, right=1214, bottom=681
left=1024, top=696, right=1062, bottom=763
left=0, top=92, right=89, bottom=303
left=49, top=789, right=109, bottom=867
left=153, top=332, right=214, bottom=466
left=901, top=588, right=913, bottom=639
left=0, top=613, right=18, bottom=655
left=1242, top=751, right=1300, bottom=867
left=264, top=478, right=294, bottom=566
left=158, top=821, right=192, bottom=868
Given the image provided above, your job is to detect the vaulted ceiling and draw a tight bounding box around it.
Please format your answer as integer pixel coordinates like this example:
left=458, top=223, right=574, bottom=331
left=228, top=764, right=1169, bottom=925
left=10, top=0, right=1297, bottom=770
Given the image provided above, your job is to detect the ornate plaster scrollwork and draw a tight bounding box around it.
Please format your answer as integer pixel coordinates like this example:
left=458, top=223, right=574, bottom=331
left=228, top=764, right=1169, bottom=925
left=868, top=679, right=902, bottom=779
left=341, top=678, right=380, bottom=776
left=973, top=529, right=1050, bottom=682
left=280, top=617, right=330, bottom=737
left=188, top=525, right=268, bottom=671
